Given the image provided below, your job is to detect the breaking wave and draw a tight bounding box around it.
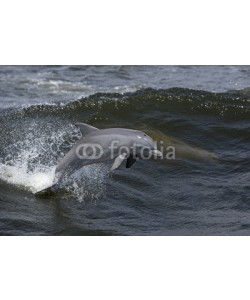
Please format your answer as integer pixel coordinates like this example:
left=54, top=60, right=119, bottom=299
left=0, top=87, right=249, bottom=202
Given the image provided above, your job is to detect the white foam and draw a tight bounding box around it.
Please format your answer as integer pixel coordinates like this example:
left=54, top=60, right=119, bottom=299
left=0, top=122, right=109, bottom=200
left=0, top=160, right=110, bottom=199
left=0, top=123, right=67, bottom=194
left=0, top=163, right=55, bottom=193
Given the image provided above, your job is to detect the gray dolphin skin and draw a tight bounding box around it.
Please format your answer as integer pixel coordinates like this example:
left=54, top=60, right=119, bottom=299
left=36, top=123, right=162, bottom=195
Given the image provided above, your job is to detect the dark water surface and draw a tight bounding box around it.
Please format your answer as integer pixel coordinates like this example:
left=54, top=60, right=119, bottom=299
left=0, top=66, right=249, bottom=235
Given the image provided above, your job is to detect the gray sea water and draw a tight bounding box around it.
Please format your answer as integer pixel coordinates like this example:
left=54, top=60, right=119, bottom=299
left=0, top=65, right=250, bottom=235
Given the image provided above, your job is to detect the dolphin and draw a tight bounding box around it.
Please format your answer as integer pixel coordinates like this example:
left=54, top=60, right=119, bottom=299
left=35, top=123, right=162, bottom=195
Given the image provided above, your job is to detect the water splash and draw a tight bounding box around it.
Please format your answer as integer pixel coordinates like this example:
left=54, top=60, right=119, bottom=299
left=0, top=119, right=110, bottom=200
left=0, top=163, right=55, bottom=193
left=0, top=122, right=65, bottom=193
left=63, top=163, right=111, bottom=203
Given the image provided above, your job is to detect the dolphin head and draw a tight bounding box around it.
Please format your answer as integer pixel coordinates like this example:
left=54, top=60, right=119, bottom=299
left=133, top=131, right=163, bottom=159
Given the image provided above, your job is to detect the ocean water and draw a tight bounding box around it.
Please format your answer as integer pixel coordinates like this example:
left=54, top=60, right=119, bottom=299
left=0, top=65, right=249, bottom=235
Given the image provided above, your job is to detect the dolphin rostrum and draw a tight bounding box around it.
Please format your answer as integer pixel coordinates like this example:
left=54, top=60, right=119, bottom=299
left=35, top=123, right=162, bottom=195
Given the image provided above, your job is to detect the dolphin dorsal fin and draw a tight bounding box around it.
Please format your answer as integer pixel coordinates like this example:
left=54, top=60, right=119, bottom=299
left=75, top=123, right=99, bottom=136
